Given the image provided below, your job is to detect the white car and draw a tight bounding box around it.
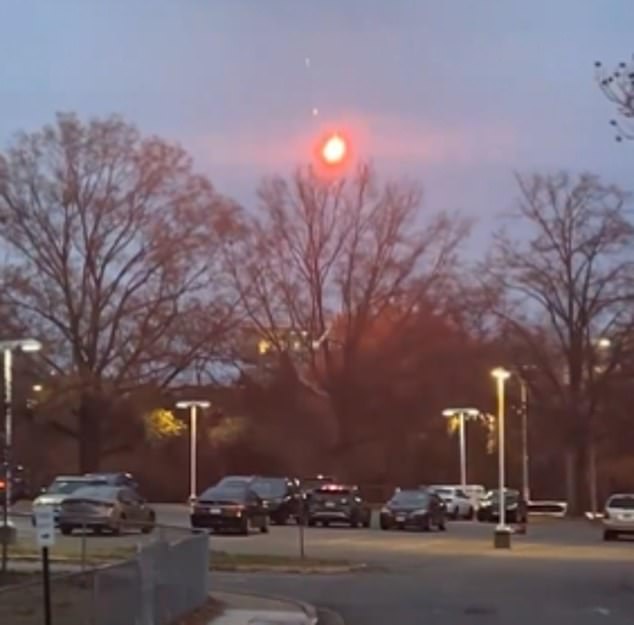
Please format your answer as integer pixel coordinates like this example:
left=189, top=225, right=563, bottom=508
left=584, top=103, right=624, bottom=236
left=603, top=493, right=634, bottom=541
left=430, top=485, right=474, bottom=519
left=461, top=484, right=486, bottom=511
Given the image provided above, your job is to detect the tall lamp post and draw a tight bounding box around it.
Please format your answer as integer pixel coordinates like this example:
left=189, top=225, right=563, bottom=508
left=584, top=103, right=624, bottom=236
left=441, top=408, right=480, bottom=486
left=1, top=338, right=42, bottom=574
left=491, top=367, right=511, bottom=549
left=176, top=400, right=210, bottom=503
left=518, top=376, right=530, bottom=503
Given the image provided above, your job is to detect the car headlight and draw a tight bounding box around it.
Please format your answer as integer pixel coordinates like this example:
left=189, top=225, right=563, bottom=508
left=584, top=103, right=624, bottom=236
left=380, top=506, right=390, bottom=514
left=340, top=498, right=348, bottom=505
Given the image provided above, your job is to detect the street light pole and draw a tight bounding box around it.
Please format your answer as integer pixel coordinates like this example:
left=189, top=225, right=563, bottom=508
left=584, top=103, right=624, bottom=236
left=491, top=367, right=511, bottom=548
left=442, top=408, right=480, bottom=487
left=176, top=400, right=210, bottom=503
left=3, top=349, right=13, bottom=512
left=458, top=412, right=467, bottom=487
left=519, top=378, right=530, bottom=503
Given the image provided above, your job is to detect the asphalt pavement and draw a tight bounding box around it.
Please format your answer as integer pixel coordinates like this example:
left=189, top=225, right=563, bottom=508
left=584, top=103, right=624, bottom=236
left=10, top=504, right=634, bottom=623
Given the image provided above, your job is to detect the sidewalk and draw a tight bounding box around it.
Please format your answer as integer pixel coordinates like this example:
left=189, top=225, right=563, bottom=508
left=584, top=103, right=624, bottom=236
left=210, top=590, right=318, bottom=625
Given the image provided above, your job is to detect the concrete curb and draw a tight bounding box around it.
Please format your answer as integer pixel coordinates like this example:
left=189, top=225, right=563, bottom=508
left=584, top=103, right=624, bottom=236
left=213, top=588, right=318, bottom=625
left=316, top=607, right=345, bottom=625
left=211, top=563, right=369, bottom=575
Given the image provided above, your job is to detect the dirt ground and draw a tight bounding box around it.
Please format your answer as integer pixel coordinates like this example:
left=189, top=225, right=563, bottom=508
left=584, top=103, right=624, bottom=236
left=0, top=572, right=95, bottom=625
left=0, top=573, right=219, bottom=625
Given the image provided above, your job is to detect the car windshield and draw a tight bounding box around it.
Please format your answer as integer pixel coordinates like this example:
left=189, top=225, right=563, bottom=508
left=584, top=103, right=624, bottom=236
left=251, top=478, right=287, bottom=498
left=200, top=485, right=247, bottom=502
left=433, top=488, right=453, bottom=496
left=46, top=479, right=106, bottom=495
left=607, top=496, right=634, bottom=509
left=66, top=486, right=120, bottom=501
left=391, top=491, right=430, bottom=506
left=216, top=477, right=251, bottom=489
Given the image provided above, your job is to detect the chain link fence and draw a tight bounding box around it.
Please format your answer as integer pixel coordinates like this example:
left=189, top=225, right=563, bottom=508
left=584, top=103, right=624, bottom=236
left=0, top=513, right=209, bottom=625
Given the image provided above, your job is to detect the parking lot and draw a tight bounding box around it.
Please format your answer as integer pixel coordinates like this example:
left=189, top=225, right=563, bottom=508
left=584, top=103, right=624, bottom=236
left=9, top=503, right=633, bottom=567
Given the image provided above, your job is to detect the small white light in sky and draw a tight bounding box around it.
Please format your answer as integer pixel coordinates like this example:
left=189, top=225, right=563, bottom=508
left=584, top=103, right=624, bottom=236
left=312, top=107, right=319, bottom=117
left=305, top=57, right=311, bottom=68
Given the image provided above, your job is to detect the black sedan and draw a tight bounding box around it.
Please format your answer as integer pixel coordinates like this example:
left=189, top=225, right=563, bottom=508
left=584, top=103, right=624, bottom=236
left=380, top=489, right=447, bottom=531
left=477, top=489, right=527, bottom=524
left=190, top=483, right=269, bottom=535
left=250, top=476, right=302, bottom=525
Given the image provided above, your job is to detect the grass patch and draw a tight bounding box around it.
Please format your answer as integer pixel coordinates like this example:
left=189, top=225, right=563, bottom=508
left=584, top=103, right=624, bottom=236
left=8, top=541, right=135, bottom=562
left=209, top=550, right=356, bottom=572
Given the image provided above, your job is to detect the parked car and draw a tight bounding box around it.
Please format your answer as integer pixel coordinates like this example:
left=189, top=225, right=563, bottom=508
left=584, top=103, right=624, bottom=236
left=251, top=476, right=302, bottom=525
left=380, top=489, right=447, bottom=531
left=307, top=483, right=371, bottom=528
left=430, top=485, right=474, bottom=519
left=0, top=464, right=29, bottom=505
left=190, top=481, right=269, bottom=535
left=477, top=489, right=527, bottom=524
left=58, top=485, right=155, bottom=536
left=32, top=475, right=111, bottom=522
left=461, top=484, right=487, bottom=511
left=602, top=493, right=634, bottom=541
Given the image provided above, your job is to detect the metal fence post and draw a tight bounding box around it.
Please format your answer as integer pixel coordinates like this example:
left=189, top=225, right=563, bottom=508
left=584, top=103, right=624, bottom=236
left=81, top=521, right=87, bottom=572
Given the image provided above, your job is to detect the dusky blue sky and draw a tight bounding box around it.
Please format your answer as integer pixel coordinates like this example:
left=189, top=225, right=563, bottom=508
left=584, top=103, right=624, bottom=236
left=1, top=0, right=632, bottom=250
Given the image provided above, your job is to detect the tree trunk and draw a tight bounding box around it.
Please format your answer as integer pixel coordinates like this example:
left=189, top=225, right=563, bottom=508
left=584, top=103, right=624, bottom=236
left=573, top=442, right=589, bottom=516
left=564, top=448, right=576, bottom=515
left=78, top=393, right=102, bottom=473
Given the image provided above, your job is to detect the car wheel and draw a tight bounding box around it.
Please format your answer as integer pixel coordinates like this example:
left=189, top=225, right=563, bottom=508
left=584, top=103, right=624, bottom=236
left=308, top=519, right=316, bottom=527
left=380, top=520, right=390, bottom=531
left=260, top=516, right=269, bottom=534
left=363, top=518, right=371, bottom=528
left=507, top=512, right=517, bottom=524
left=239, top=517, right=249, bottom=536
left=350, top=519, right=359, bottom=529
left=451, top=507, right=459, bottom=520
left=322, top=520, right=330, bottom=528
left=603, top=530, right=616, bottom=541
left=465, top=506, right=474, bottom=520
left=421, top=516, right=431, bottom=532
left=437, top=517, right=447, bottom=531
left=60, top=525, right=73, bottom=536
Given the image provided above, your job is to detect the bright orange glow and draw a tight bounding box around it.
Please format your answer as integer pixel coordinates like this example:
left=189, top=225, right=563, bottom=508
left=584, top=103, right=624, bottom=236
left=321, top=133, right=347, bottom=165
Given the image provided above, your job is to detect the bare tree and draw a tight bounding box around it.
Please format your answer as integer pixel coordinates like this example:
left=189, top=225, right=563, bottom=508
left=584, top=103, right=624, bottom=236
left=0, top=113, right=238, bottom=471
left=488, top=172, right=634, bottom=513
left=224, top=164, right=469, bottom=465
left=595, top=57, right=634, bottom=141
